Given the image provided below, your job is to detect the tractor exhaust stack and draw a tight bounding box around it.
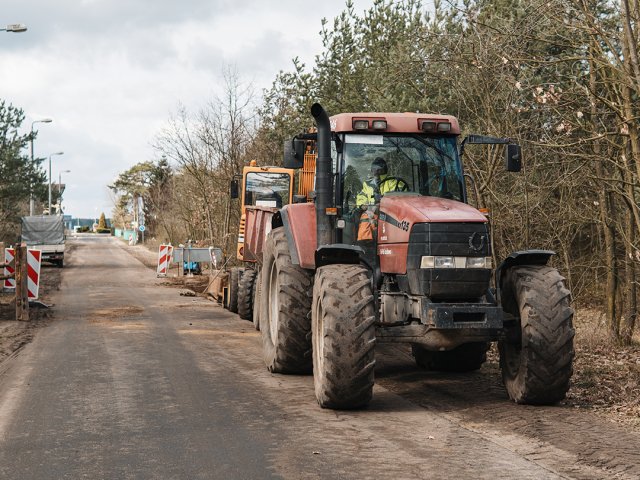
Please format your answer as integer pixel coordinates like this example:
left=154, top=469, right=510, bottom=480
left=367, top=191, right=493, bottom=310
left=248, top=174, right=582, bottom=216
left=311, top=103, right=333, bottom=247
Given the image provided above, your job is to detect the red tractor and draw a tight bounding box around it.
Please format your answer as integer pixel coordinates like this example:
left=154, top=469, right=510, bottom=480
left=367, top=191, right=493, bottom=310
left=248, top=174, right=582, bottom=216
left=256, top=103, right=574, bottom=409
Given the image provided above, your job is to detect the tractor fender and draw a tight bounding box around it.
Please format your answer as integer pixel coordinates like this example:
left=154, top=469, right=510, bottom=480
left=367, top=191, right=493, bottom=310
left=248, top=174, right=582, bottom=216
left=274, top=206, right=365, bottom=270
left=274, top=204, right=317, bottom=268
left=496, top=250, right=555, bottom=314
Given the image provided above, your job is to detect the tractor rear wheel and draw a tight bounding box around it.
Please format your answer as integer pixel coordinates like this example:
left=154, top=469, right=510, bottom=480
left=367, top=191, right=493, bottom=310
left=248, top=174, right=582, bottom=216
left=227, top=267, right=242, bottom=314
left=412, top=342, right=489, bottom=372
left=252, top=271, right=261, bottom=331
left=312, top=264, right=376, bottom=409
left=259, top=228, right=313, bottom=373
left=499, top=265, right=574, bottom=404
left=238, top=269, right=257, bottom=321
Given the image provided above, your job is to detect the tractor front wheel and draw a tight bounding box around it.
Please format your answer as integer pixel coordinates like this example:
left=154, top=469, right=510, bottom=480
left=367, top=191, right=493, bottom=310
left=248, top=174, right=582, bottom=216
left=312, top=264, right=376, bottom=409
left=499, top=265, right=574, bottom=404
left=259, top=228, right=313, bottom=373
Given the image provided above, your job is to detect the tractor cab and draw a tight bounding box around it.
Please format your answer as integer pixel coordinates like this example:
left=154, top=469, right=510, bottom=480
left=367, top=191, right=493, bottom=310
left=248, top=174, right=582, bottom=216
left=289, top=112, right=468, bottom=267
left=231, top=162, right=295, bottom=261
left=339, top=131, right=465, bottom=248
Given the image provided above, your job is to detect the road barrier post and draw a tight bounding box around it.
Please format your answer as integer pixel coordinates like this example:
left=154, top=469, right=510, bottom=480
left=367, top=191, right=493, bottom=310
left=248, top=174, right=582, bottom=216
left=27, top=249, right=42, bottom=300
left=157, top=244, right=171, bottom=277
left=15, top=243, right=29, bottom=322
left=3, top=246, right=16, bottom=291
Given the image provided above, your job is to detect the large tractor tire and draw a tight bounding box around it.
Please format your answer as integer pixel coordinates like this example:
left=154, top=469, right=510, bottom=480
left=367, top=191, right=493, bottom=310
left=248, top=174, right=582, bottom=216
left=227, top=267, right=242, bottom=314
left=238, top=269, right=257, bottom=321
left=499, top=265, right=574, bottom=405
left=412, top=342, right=489, bottom=372
left=252, top=272, right=261, bottom=331
left=259, top=228, right=313, bottom=373
left=312, top=264, right=376, bottom=409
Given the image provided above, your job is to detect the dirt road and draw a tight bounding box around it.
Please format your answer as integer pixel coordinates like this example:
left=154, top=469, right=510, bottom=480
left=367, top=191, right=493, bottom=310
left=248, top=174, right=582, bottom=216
left=0, top=235, right=638, bottom=479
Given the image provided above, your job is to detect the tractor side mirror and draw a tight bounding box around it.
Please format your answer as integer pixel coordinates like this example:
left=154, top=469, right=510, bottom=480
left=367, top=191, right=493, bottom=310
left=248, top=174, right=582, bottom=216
left=230, top=178, right=239, bottom=199
left=505, top=144, right=522, bottom=172
left=283, top=139, right=306, bottom=169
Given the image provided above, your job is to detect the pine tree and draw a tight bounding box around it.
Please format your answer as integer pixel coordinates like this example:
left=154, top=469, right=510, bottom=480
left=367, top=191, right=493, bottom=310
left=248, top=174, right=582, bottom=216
left=0, top=100, right=47, bottom=242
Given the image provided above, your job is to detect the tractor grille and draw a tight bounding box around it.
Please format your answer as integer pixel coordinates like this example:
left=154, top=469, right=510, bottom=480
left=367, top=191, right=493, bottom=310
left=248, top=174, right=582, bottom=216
left=405, top=222, right=491, bottom=300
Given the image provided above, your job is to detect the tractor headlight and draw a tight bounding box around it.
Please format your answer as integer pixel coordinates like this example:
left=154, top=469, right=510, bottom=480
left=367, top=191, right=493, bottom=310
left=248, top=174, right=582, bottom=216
left=466, top=257, right=492, bottom=269
left=421, top=256, right=455, bottom=268
left=421, top=256, right=492, bottom=269
left=434, top=256, right=455, bottom=268
left=420, top=256, right=435, bottom=268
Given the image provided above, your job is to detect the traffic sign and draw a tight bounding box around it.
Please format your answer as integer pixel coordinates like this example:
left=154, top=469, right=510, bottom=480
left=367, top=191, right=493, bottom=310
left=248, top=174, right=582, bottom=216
left=138, top=225, right=146, bottom=232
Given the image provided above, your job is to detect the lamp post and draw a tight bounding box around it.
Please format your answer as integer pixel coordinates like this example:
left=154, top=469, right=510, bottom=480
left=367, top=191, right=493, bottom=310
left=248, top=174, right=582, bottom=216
left=58, top=170, right=71, bottom=215
left=48, top=152, right=64, bottom=215
left=1, top=24, right=27, bottom=33
left=30, top=118, right=53, bottom=215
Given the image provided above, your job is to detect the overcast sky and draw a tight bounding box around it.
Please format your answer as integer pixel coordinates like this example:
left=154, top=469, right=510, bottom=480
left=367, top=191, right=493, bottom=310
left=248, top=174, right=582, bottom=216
left=1, top=0, right=374, bottom=219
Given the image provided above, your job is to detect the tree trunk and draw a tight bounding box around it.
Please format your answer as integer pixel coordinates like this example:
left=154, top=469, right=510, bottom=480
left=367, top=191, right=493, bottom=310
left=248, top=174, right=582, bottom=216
left=622, top=202, right=637, bottom=345
left=589, top=41, right=619, bottom=338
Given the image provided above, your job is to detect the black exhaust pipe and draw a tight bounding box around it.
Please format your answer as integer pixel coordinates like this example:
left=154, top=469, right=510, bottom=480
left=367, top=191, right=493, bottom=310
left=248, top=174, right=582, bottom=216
left=311, top=103, right=333, bottom=248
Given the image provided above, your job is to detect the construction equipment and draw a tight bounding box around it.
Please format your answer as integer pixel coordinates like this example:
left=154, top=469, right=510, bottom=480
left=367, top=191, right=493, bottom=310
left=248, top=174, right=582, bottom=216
left=256, top=103, right=574, bottom=410
left=223, top=161, right=295, bottom=317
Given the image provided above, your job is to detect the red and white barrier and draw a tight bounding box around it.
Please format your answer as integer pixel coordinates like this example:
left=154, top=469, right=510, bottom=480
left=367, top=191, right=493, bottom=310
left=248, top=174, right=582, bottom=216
left=27, top=249, right=42, bottom=300
left=3, top=247, right=41, bottom=299
left=4, top=247, right=15, bottom=290
left=157, top=244, right=172, bottom=277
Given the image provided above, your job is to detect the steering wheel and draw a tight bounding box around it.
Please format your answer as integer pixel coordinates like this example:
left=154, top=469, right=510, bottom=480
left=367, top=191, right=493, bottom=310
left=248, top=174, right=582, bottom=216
left=379, top=176, right=410, bottom=193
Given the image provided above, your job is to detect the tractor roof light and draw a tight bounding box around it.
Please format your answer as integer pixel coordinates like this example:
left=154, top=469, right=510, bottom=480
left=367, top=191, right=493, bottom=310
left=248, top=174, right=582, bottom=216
left=437, top=122, right=452, bottom=132
left=421, top=120, right=437, bottom=132
left=372, top=120, right=387, bottom=130
left=353, top=119, right=369, bottom=130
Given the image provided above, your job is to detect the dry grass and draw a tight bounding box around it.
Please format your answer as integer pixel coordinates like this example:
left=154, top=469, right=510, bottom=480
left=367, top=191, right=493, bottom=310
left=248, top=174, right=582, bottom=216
left=565, top=308, right=640, bottom=425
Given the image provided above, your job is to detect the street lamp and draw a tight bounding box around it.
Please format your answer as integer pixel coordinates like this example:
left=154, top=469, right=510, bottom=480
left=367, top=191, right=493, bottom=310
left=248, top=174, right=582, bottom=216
left=1, top=24, right=27, bottom=33
left=30, top=118, right=53, bottom=215
left=48, top=152, right=64, bottom=215
left=58, top=170, right=71, bottom=215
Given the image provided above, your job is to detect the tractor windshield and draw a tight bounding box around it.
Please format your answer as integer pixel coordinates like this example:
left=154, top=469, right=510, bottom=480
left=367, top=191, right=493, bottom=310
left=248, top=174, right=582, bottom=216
left=342, top=134, right=464, bottom=209
left=244, top=172, right=291, bottom=208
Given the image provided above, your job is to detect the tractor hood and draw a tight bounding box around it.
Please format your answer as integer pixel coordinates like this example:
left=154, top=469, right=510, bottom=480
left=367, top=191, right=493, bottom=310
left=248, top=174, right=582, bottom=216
left=378, top=193, right=487, bottom=244
left=381, top=193, right=487, bottom=223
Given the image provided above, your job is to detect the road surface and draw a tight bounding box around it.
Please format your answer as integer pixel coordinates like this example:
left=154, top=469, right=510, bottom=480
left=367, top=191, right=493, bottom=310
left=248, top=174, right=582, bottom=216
left=0, top=235, right=638, bottom=479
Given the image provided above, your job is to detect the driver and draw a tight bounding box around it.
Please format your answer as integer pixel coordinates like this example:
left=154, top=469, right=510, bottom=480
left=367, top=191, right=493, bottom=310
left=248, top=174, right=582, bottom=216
left=355, top=157, right=406, bottom=241
left=356, top=157, right=404, bottom=206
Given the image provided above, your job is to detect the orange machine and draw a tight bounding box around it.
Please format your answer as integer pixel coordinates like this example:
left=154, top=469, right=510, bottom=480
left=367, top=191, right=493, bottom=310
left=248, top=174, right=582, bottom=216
left=236, top=161, right=295, bottom=261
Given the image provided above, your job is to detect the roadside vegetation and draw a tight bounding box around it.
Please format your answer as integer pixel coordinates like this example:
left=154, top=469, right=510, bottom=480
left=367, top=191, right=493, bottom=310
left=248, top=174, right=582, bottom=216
left=0, top=100, right=48, bottom=243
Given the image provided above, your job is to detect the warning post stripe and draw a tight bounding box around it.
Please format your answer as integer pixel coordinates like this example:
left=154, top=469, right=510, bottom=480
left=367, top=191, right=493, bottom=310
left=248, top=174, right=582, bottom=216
left=26, top=249, right=42, bottom=299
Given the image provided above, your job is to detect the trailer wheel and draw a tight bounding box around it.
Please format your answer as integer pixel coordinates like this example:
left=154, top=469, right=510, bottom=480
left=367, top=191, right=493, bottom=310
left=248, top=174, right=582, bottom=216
left=252, top=272, right=261, bottom=331
left=312, top=264, right=376, bottom=409
left=412, top=342, right=489, bottom=372
left=227, top=267, right=242, bottom=314
left=499, top=265, right=574, bottom=404
left=238, top=269, right=257, bottom=321
left=259, top=227, right=312, bottom=373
